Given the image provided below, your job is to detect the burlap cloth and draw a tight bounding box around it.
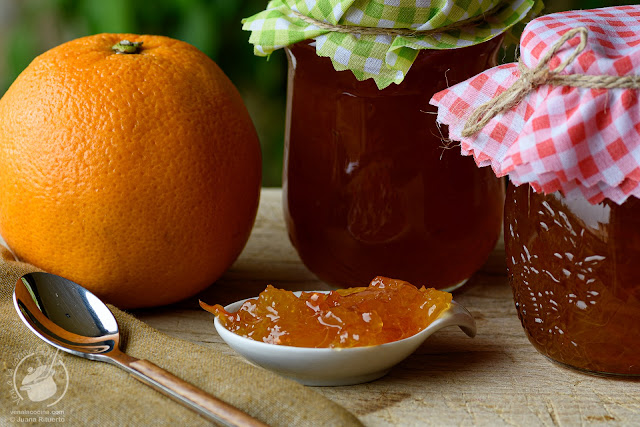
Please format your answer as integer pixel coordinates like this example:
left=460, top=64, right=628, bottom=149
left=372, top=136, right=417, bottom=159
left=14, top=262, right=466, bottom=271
left=0, top=249, right=362, bottom=426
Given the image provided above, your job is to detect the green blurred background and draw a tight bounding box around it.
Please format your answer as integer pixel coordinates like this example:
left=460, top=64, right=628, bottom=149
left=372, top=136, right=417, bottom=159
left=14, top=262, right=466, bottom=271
left=0, top=0, right=629, bottom=186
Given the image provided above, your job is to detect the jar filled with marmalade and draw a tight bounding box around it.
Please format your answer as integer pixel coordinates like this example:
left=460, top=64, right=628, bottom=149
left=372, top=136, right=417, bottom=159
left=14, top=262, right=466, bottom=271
left=283, top=39, right=505, bottom=290
left=242, top=0, right=538, bottom=290
left=506, top=183, right=640, bottom=375
left=429, top=6, right=640, bottom=375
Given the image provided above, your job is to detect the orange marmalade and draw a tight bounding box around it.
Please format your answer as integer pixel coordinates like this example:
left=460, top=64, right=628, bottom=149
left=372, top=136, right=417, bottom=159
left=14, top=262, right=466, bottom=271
left=201, top=276, right=452, bottom=348
left=506, top=183, right=640, bottom=375
left=283, top=39, right=505, bottom=291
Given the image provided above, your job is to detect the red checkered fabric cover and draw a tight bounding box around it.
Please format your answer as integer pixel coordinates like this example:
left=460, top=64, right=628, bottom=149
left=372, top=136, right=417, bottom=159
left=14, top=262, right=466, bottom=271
left=429, top=5, right=640, bottom=204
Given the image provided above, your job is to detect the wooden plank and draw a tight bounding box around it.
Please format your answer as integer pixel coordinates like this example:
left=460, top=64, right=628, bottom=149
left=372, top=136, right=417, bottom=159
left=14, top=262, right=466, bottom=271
left=135, top=188, right=640, bottom=426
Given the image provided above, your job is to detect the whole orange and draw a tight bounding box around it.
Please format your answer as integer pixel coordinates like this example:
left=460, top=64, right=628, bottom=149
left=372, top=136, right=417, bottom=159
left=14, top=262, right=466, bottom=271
left=0, top=34, right=261, bottom=308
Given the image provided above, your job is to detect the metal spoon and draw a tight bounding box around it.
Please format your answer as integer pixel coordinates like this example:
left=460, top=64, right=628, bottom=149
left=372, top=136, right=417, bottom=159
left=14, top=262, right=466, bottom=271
left=13, top=272, right=267, bottom=427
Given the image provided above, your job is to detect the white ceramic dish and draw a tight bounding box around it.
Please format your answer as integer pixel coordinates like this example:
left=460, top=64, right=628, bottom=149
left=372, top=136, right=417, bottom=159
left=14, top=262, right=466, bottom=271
left=214, top=291, right=476, bottom=386
left=214, top=292, right=476, bottom=386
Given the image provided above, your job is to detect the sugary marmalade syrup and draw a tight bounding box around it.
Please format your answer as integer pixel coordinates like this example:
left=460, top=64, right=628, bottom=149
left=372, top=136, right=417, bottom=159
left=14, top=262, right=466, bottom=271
left=283, top=39, right=505, bottom=291
left=505, top=183, right=640, bottom=375
left=201, top=276, right=452, bottom=348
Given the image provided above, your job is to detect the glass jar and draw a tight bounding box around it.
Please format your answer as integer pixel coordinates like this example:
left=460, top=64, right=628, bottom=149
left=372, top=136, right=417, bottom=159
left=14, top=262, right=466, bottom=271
left=505, top=182, right=640, bottom=375
left=283, top=38, right=505, bottom=290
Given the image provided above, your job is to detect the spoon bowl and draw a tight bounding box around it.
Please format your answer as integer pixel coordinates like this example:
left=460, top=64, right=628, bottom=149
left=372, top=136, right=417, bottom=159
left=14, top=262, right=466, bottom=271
left=14, top=272, right=266, bottom=427
left=14, top=272, right=121, bottom=360
left=214, top=291, right=477, bottom=386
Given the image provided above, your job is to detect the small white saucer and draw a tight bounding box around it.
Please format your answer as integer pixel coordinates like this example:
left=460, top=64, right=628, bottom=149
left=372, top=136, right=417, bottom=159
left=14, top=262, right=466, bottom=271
left=214, top=291, right=476, bottom=386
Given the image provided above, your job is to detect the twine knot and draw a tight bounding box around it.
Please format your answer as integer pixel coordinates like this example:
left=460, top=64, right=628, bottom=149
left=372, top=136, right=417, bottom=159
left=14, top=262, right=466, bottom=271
left=461, top=27, right=589, bottom=137
left=290, top=6, right=499, bottom=38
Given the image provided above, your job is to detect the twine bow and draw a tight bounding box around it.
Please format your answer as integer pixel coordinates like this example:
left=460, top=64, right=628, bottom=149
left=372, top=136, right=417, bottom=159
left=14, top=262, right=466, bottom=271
left=461, top=27, right=640, bottom=137
left=462, top=27, right=588, bottom=137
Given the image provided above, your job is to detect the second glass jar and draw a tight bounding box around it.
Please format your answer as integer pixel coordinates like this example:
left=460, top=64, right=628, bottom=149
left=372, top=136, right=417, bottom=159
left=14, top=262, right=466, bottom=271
left=283, top=38, right=505, bottom=290
left=505, top=182, right=640, bottom=375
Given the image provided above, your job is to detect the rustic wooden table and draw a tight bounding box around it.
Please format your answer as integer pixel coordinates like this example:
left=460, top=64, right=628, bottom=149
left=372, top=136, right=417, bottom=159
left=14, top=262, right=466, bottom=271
left=135, top=189, right=639, bottom=426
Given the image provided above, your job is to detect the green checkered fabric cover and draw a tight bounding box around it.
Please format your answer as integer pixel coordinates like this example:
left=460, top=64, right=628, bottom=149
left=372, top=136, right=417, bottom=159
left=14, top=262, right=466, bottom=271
left=243, top=0, right=543, bottom=89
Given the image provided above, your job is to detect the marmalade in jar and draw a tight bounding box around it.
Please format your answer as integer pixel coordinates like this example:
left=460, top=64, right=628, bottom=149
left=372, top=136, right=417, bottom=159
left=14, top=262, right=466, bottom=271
left=201, top=276, right=452, bottom=348
left=284, top=38, right=505, bottom=291
left=505, top=182, right=640, bottom=375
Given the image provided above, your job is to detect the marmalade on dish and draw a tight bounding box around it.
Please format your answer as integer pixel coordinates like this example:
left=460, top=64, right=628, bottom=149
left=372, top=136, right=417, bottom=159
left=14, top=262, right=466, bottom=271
left=201, top=276, right=452, bottom=348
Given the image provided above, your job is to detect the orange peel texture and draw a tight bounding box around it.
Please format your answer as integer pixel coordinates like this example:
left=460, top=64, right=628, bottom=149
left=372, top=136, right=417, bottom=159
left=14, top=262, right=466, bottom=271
left=0, top=34, right=262, bottom=308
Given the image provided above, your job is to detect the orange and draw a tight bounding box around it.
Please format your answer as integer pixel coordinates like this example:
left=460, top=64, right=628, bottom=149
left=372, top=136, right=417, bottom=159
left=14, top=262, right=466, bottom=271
left=0, top=34, right=261, bottom=308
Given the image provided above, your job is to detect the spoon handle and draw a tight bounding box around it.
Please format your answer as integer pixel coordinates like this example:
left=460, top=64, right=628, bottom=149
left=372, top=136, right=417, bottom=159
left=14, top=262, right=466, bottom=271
left=126, top=359, right=268, bottom=427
